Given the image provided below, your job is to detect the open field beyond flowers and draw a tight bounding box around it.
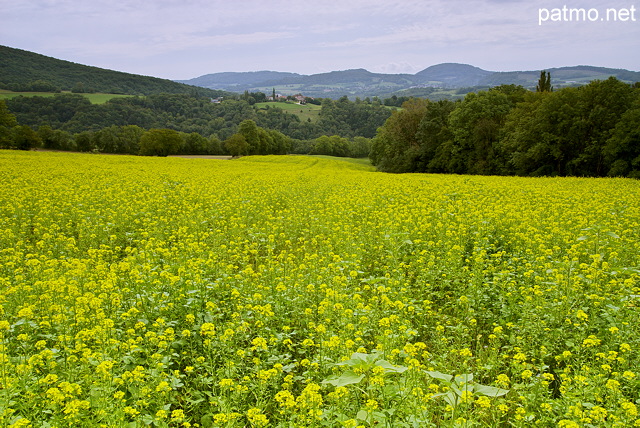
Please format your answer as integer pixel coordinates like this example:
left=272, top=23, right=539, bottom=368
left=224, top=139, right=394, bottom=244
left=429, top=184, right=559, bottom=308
left=0, top=151, right=639, bottom=427
left=0, top=90, right=134, bottom=104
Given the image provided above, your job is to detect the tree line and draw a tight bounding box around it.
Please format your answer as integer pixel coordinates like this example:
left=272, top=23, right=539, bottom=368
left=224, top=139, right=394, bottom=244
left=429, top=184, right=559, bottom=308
left=2, top=91, right=398, bottom=139
left=0, top=96, right=374, bottom=158
left=370, top=76, right=640, bottom=178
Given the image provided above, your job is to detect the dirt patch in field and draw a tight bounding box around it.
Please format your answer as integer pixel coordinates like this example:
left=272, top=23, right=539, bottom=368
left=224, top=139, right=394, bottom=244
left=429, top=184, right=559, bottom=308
left=169, top=155, right=233, bottom=160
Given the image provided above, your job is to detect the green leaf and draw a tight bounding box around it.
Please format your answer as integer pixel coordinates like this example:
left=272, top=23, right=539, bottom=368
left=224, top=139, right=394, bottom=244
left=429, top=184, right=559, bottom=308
left=442, top=391, right=457, bottom=407
left=604, top=231, right=620, bottom=239
left=361, top=276, right=387, bottom=285
left=200, top=414, right=214, bottom=428
left=335, top=352, right=371, bottom=367
left=171, top=339, right=187, bottom=349
left=375, top=359, right=408, bottom=373
left=454, top=373, right=473, bottom=385
left=13, top=318, right=27, bottom=327
left=424, top=370, right=453, bottom=382
left=474, top=384, right=509, bottom=397
left=356, top=410, right=370, bottom=422
left=431, top=390, right=461, bottom=407
left=141, top=415, right=154, bottom=425
left=372, top=410, right=388, bottom=423
left=282, top=363, right=297, bottom=372
left=321, top=371, right=365, bottom=387
left=450, top=385, right=462, bottom=397
left=170, top=377, right=184, bottom=389
left=382, top=384, right=401, bottom=396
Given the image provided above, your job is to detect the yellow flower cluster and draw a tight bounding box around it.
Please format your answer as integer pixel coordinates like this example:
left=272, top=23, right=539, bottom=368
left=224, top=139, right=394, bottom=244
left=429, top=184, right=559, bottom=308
left=0, top=152, right=639, bottom=427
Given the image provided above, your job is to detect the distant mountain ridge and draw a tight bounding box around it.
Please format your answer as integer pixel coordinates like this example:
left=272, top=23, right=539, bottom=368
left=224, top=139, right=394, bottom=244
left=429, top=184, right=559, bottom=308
left=178, top=63, right=640, bottom=98
left=183, top=71, right=302, bottom=89
left=413, top=63, right=493, bottom=87
left=2, top=45, right=638, bottom=100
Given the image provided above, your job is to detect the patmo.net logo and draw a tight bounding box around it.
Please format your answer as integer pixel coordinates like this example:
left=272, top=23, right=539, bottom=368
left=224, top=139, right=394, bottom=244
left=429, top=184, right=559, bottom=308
left=539, top=5, right=637, bottom=25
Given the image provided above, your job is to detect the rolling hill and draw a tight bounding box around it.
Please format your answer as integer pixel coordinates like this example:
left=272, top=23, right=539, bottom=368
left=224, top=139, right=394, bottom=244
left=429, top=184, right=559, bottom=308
left=179, top=63, right=640, bottom=99
left=413, top=63, right=493, bottom=87
left=182, top=71, right=302, bottom=90
left=177, top=68, right=418, bottom=98
left=2, top=45, right=638, bottom=100
left=0, top=45, right=225, bottom=97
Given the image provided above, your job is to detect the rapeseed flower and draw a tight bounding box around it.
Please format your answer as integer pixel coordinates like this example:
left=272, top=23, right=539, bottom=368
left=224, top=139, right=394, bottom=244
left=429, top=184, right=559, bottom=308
left=1, top=152, right=639, bottom=427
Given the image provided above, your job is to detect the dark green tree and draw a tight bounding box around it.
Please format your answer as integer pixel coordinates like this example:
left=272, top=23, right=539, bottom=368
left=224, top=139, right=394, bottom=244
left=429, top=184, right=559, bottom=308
left=71, top=82, right=86, bottom=93
left=93, top=126, right=121, bottom=153
left=224, top=134, right=249, bottom=157
left=502, top=89, right=581, bottom=176
left=603, top=99, right=640, bottom=177
left=350, top=137, right=372, bottom=158
left=501, top=77, right=634, bottom=177
left=415, top=99, right=456, bottom=172
left=0, top=100, right=18, bottom=128
left=237, top=119, right=261, bottom=154
left=309, top=135, right=334, bottom=156
left=491, top=84, right=528, bottom=104
left=0, top=100, right=19, bottom=148
left=263, top=129, right=291, bottom=155
left=181, top=132, right=208, bottom=154
left=501, top=91, right=552, bottom=175
left=74, top=131, right=95, bottom=152
left=536, top=71, right=553, bottom=93
left=207, top=135, right=224, bottom=155
left=12, top=125, right=41, bottom=150
left=118, top=125, right=145, bottom=154
left=25, top=80, right=60, bottom=92
left=38, top=125, right=74, bottom=151
left=330, top=135, right=350, bottom=157
left=309, top=135, right=350, bottom=157
left=91, top=125, right=144, bottom=154
left=567, top=77, right=635, bottom=175
left=139, top=128, right=183, bottom=156
left=370, top=98, right=430, bottom=172
left=446, top=90, right=514, bottom=174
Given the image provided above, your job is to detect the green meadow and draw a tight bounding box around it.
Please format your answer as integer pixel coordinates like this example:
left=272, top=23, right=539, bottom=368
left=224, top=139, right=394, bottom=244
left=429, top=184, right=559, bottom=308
left=0, top=90, right=134, bottom=104
left=255, top=102, right=322, bottom=123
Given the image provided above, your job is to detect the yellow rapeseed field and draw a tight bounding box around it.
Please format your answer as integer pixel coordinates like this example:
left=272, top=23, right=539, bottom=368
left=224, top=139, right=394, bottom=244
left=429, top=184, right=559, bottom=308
left=0, top=151, right=638, bottom=427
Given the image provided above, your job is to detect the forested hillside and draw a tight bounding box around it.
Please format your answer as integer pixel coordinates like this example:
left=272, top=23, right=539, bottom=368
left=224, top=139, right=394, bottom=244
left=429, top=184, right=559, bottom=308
left=0, top=93, right=389, bottom=157
left=0, top=45, right=223, bottom=96
left=370, top=77, right=640, bottom=178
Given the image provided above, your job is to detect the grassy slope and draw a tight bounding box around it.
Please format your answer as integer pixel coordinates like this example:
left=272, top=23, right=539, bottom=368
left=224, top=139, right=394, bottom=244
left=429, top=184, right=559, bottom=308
left=0, top=90, right=134, bottom=104
left=255, top=101, right=322, bottom=123
left=308, top=155, right=374, bottom=170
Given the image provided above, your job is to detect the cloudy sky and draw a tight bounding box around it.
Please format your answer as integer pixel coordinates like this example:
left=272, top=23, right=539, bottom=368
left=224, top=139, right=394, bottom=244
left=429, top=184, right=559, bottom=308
left=2, top=0, right=639, bottom=80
